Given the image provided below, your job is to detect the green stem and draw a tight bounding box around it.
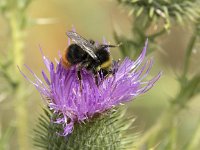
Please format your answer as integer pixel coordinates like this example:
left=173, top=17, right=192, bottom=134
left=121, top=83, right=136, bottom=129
left=7, top=11, right=28, bottom=150
left=149, top=28, right=167, bottom=40
left=0, top=122, right=15, bottom=150
left=15, top=84, right=28, bottom=150
left=136, top=105, right=180, bottom=149
left=182, top=33, right=197, bottom=79
left=170, top=117, right=178, bottom=150
left=186, top=121, right=200, bottom=149
left=9, top=13, right=25, bottom=72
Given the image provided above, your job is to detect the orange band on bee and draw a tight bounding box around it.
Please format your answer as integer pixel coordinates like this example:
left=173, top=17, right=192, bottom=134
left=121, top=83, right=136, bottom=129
left=61, top=58, right=71, bottom=69
left=61, top=48, right=71, bottom=69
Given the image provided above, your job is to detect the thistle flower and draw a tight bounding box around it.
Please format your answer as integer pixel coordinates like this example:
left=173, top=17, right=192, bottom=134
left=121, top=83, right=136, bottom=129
left=19, top=39, right=161, bottom=136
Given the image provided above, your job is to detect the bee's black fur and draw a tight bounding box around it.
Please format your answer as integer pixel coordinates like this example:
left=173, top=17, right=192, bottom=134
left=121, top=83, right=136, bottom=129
left=66, top=44, right=87, bottom=65
left=66, top=43, right=111, bottom=77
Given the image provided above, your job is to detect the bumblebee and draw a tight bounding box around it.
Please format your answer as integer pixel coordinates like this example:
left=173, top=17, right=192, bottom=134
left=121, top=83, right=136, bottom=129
left=62, top=31, right=119, bottom=80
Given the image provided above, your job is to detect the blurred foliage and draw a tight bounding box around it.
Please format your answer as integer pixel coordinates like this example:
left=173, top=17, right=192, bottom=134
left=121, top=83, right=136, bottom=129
left=116, top=0, right=200, bottom=149
left=0, top=0, right=32, bottom=150
left=0, top=124, right=15, bottom=150
left=0, top=0, right=32, bottom=91
left=118, top=0, right=199, bottom=25
left=115, top=0, right=200, bottom=59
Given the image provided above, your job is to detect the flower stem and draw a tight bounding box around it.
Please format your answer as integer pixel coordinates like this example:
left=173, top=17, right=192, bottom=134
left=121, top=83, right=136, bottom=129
left=7, top=10, right=28, bottom=150
left=186, top=121, right=200, bottom=149
left=182, top=33, right=197, bottom=79
left=137, top=28, right=198, bottom=148
left=15, top=84, right=28, bottom=150
left=149, top=28, right=167, bottom=40
left=136, top=105, right=180, bottom=148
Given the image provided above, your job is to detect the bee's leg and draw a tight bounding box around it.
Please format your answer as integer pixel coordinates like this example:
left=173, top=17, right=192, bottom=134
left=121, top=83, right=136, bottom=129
left=77, top=67, right=83, bottom=92
left=98, top=69, right=113, bottom=85
left=92, top=69, right=99, bottom=86
left=94, top=74, right=99, bottom=86
left=106, top=69, right=114, bottom=77
left=77, top=69, right=82, bottom=80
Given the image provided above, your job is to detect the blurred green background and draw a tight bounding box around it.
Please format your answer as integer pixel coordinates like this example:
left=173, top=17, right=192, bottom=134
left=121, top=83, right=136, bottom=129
left=0, top=0, right=200, bottom=149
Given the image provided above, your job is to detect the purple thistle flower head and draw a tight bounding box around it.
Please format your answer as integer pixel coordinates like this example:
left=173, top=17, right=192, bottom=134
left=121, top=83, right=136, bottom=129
left=19, top=38, right=161, bottom=136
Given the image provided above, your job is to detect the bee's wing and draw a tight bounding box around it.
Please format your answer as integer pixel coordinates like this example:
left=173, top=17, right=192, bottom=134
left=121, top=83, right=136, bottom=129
left=67, top=31, right=98, bottom=60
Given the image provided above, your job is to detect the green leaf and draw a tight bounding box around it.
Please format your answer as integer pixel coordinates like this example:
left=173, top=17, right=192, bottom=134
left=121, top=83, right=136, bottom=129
left=131, top=0, right=139, bottom=3
left=173, top=4, right=183, bottom=13
left=149, top=7, right=155, bottom=18
left=136, top=7, right=144, bottom=17
left=128, top=8, right=134, bottom=16
left=174, top=12, right=183, bottom=24
left=148, top=0, right=153, bottom=4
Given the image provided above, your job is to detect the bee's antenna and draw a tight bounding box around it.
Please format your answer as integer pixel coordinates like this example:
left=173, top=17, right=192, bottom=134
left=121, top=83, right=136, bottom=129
left=116, top=42, right=122, bottom=47
left=101, top=42, right=122, bottom=49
